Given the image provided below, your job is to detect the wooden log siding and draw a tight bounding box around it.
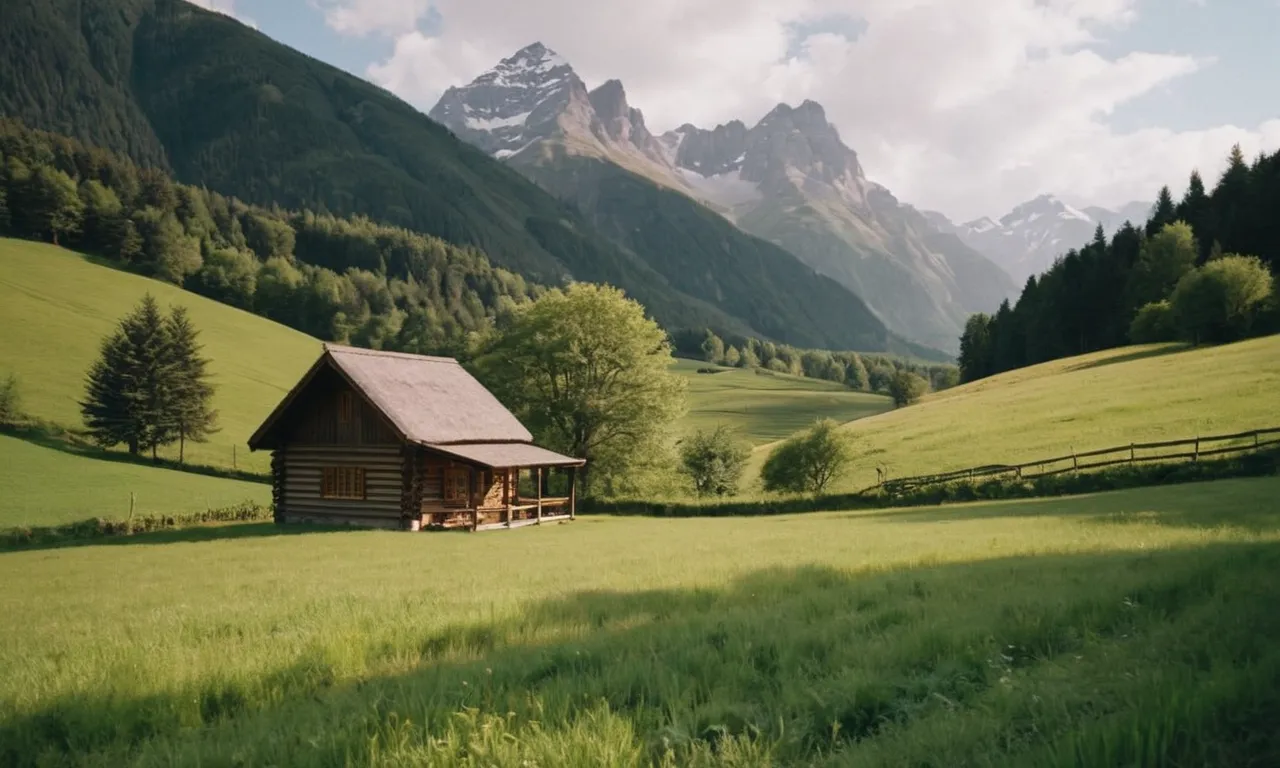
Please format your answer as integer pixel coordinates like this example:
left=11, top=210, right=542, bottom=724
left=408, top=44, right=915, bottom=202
left=279, top=445, right=404, bottom=526
left=270, top=449, right=287, bottom=522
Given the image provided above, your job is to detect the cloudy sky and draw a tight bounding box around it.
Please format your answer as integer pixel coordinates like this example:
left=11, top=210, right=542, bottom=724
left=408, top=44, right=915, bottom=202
left=194, top=0, right=1280, bottom=222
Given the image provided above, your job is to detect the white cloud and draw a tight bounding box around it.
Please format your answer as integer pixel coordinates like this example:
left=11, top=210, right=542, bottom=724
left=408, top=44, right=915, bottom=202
left=321, top=0, right=1280, bottom=221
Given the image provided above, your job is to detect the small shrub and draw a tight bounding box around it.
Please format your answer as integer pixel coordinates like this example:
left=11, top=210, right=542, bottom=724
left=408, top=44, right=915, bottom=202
left=679, top=426, right=751, bottom=497
left=1129, top=301, right=1177, bottom=344
left=761, top=419, right=854, bottom=494
left=0, top=373, right=19, bottom=424
left=695, top=367, right=727, bottom=375
left=887, top=371, right=930, bottom=408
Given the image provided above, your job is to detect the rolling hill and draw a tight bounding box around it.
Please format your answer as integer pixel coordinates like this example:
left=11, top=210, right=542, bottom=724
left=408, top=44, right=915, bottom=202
left=759, top=335, right=1280, bottom=492
left=0, top=0, right=925, bottom=354
left=0, top=238, right=320, bottom=472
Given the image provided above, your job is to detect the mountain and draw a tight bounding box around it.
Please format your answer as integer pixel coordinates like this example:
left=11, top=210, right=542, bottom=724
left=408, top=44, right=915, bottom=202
left=431, top=45, right=1016, bottom=353
left=930, top=196, right=1153, bottom=285
left=0, top=1, right=926, bottom=356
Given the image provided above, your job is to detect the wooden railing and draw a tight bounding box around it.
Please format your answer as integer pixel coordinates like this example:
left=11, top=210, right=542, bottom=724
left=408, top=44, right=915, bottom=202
left=879, top=427, right=1280, bottom=494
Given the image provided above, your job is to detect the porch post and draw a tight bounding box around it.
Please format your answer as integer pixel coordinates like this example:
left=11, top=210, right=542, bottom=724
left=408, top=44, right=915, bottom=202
left=536, top=467, right=543, bottom=524
left=504, top=468, right=513, bottom=527
left=470, top=466, right=478, bottom=532
left=568, top=466, right=577, bottom=520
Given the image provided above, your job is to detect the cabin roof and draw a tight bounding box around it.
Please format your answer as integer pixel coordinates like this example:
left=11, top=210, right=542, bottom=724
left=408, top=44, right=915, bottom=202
left=250, top=343, right=558, bottom=455
left=429, top=442, right=585, bottom=469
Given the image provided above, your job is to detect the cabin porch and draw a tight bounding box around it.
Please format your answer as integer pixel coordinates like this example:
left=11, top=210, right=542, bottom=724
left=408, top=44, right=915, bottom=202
left=417, top=458, right=579, bottom=532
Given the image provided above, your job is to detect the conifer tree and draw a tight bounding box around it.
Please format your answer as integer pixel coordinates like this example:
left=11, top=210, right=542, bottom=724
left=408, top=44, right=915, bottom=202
left=80, top=295, right=180, bottom=458
left=1146, top=186, right=1176, bottom=237
left=164, top=307, right=219, bottom=463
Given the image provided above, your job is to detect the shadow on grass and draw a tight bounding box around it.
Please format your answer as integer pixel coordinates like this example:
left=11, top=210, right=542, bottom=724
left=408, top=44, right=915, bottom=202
left=5, top=542, right=1280, bottom=766
left=0, top=421, right=269, bottom=484
left=1063, top=343, right=1189, bottom=373
left=856, top=475, right=1280, bottom=532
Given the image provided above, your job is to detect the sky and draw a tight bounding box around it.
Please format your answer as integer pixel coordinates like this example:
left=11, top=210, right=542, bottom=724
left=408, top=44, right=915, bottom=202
left=192, top=0, right=1280, bottom=223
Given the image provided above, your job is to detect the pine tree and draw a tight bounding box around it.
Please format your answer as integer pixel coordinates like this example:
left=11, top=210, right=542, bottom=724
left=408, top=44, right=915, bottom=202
left=1146, top=186, right=1176, bottom=237
left=164, top=307, right=219, bottom=463
left=80, top=295, right=180, bottom=458
left=1177, top=170, right=1212, bottom=261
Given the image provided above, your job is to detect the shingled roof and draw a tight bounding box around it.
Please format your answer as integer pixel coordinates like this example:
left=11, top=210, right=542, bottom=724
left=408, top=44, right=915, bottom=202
left=249, top=344, right=583, bottom=467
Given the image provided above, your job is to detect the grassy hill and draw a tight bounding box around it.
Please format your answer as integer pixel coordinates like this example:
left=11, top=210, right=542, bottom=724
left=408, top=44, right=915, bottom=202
left=672, top=359, right=891, bottom=445
left=0, top=435, right=269, bottom=527
left=761, top=336, right=1280, bottom=492
left=0, top=238, right=320, bottom=472
left=2, top=476, right=1278, bottom=764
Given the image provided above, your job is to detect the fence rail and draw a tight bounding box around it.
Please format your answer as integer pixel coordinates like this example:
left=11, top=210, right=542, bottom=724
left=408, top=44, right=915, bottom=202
left=879, top=427, right=1280, bottom=494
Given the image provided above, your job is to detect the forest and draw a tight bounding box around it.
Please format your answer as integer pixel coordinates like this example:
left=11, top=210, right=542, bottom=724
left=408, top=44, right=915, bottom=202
left=0, top=118, right=538, bottom=355
left=959, top=145, right=1280, bottom=382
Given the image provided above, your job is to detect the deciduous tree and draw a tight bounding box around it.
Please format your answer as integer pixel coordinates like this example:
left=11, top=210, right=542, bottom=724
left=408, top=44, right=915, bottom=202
left=679, top=426, right=750, bottom=497
left=761, top=419, right=854, bottom=494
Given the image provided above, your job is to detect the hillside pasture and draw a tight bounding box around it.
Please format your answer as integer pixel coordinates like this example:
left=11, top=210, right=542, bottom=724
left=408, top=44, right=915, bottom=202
left=746, top=336, right=1280, bottom=493
left=1, top=476, right=1278, bottom=766
left=0, top=434, right=269, bottom=527
left=672, top=358, right=891, bottom=445
left=0, top=238, right=320, bottom=473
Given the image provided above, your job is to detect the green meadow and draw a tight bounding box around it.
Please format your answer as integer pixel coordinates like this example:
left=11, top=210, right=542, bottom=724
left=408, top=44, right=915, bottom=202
left=2, top=476, right=1278, bottom=765
left=743, top=335, right=1280, bottom=493
left=671, top=358, right=891, bottom=446
left=0, top=238, right=320, bottom=474
left=0, top=434, right=270, bottom=527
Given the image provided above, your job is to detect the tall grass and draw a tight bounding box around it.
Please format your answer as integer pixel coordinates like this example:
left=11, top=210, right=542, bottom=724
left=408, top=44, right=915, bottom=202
left=2, top=477, right=1278, bottom=765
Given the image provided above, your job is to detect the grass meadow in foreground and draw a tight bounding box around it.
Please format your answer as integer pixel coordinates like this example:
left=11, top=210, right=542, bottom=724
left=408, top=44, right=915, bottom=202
left=746, top=335, right=1280, bottom=493
left=2, top=476, right=1279, bottom=766
left=0, top=434, right=270, bottom=527
left=671, top=359, right=891, bottom=446
left=0, top=238, right=320, bottom=473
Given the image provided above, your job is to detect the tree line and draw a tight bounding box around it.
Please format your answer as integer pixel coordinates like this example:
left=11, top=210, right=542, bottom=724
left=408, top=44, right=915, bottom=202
left=672, top=328, right=959, bottom=395
left=959, top=145, right=1280, bottom=383
left=0, top=118, right=541, bottom=357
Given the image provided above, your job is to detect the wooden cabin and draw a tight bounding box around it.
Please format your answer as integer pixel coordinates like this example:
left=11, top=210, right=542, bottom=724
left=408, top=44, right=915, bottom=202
left=248, top=344, right=584, bottom=531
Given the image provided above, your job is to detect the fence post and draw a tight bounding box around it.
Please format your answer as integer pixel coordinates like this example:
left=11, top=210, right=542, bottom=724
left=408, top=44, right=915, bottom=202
left=1072, top=447, right=1078, bottom=472
left=1130, top=443, right=1135, bottom=463
left=1193, top=436, right=1200, bottom=462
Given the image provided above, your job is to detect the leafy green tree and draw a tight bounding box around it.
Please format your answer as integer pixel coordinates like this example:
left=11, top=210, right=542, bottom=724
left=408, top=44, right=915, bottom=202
left=25, top=166, right=83, bottom=245
left=192, top=246, right=258, bottom=308
left=0, top=372, right=20, bottom=424
left=739, top=344, right=760, bottom=369
left=845, top=353, right=870, bottom=391
left=1171, top=255, right=1273, bottom=343
left=1127, top=221, right=1198, bottom=310
left=79, top=179, right=125, bottom=253
left=887, top=370, right=930, bottom=408
left=1129, top=301, right=1177, bottom=344
left=164, top=307, right=219, bottom=463
left=134, top=207, right=202, bottom=283
left=761, top=419, right=854, bottom=494
left=679, top=426, right=750, bottom=497
left=474, top=284, right=686, bottom=494
left=722, top=345, right=741, bottom=367
left=80, top=295, right=178, bottom=457
left=700, top=330, right=725, bottom=365
left=243, top=212, right=296, bottom=260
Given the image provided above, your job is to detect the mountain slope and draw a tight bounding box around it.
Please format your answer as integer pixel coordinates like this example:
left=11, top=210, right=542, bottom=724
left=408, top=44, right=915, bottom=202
left=431, top=44, right=1014, bottom=352
left=930, top=196, right=1152, bottom=284
left=0, top=3, right=910, bottom=353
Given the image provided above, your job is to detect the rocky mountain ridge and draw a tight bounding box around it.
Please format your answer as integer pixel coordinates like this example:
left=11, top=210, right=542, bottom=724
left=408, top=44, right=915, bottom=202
left=430, top=43, right=1017, bottom=352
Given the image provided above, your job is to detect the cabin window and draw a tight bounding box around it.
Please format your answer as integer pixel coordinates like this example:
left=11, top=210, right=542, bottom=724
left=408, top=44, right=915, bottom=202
left=444, top=467, right=470, bottom=506
left=321, top=467, right=366, bottom=500
left=337, top=391, right=355, bottom=424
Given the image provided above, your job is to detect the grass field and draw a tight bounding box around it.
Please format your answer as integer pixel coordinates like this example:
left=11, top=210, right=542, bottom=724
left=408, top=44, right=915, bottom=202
left=744, top=336, right=1280, bottom=493
left=671, top=359, right=891, bottom=446
left=2, top=476, right=1278, bottom=765
left=0, top=435, right=269, bottom=527
left=0, top=238, right=320, bottom=473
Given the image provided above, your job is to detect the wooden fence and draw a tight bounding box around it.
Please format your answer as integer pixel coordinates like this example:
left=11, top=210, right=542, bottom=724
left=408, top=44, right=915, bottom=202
left=879, top=427, right=1280, bottom=494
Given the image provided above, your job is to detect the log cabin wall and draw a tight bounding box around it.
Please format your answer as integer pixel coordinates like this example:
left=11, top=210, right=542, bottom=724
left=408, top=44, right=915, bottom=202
left=276, top=369, right=406, bottom=528
left=419, top=454, right=514, bottom=528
